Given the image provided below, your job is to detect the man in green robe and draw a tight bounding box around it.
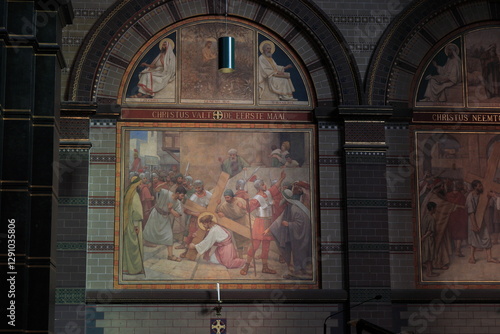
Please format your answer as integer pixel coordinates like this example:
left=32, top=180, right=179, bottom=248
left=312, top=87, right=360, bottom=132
left=218, top=148, right=250, bottom=178
left=122, top=180, right=145, bottom=275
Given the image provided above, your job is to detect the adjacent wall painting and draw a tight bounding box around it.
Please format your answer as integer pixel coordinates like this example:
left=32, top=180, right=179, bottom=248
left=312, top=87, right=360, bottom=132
left=120, top=18, right=312, bottom=109
left=414, top=26, right=500, bottom=109
left=115, top=122, right=318, bottom=289
left=414, top=130, right=500, bottom=286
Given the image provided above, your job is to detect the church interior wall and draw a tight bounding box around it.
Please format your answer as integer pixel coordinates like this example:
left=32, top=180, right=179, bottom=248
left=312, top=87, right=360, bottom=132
left=84, top=304, right=334, bottom=334
left=58, top=0, right=411, bottom=102
left=402, top=304, right=500, bottom=334
left=311, top=0, right=414, bottom=81
left=58, top=0, right=499, bottom=331
left=3, top=0, right=500, bottom=333
left=318, top=122, right=343, bottom=290
left=385, top=124, right=415, bottom=290
left=55, top=136, right=90, bottom=331
left=86, top=120, right=118, bottom=290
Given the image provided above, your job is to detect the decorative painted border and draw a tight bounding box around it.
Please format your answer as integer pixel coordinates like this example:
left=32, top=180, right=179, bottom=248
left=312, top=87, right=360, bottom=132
left=56, top=288, right=86, bottom=304
left=349, top=242, right=389, bottom=252
left=88, top=241, right=115, bottom=253
left=329, top=15, right=392, bottom=25
left=345, top=151, right=386, bottom=164
left=350, top=287, right=391, bottom=303
left=57, top=242, right=87, bottom=251
left=59, top=197, right=88, bottom=206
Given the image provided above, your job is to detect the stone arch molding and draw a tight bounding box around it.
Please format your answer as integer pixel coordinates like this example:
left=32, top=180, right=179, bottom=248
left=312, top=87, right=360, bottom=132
left=365, top=0, right=500, bottom=106
left=68, top=0, right=362, bottom=108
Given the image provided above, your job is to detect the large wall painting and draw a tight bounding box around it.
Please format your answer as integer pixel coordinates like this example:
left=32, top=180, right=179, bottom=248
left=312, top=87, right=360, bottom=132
left=115, top=122, right=318, bottom=289
left=414, top=130, right=500, bottom=286
left=120, top=18, right=312, bottom=109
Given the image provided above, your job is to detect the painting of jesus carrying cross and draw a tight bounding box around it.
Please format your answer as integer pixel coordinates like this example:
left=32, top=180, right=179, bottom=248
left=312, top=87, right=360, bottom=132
left=115, top=122, right=317, bottom=289
left=415, top=130, right=500, bottom=286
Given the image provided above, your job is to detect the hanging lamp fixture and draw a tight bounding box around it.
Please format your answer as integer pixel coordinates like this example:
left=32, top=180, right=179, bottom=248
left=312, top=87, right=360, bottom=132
left=218, top=0, right=235, bottom=73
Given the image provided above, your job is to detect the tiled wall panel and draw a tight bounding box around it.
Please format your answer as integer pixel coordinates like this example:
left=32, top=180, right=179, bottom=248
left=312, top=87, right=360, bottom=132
left=86, top=120, right=117, bottom=290
left=87, top=304, right=336, bottom=334
left=385, top=124, right=416, bottom=289
left=56, top=148, right=90, bottom=332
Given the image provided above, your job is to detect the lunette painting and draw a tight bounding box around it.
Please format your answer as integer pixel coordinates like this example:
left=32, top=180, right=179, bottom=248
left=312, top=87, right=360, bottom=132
left=415, top=130, right=500, bottom=285
left=415, top=38, right=464, bottom=108
left=115, top=123, right=317, bottom=289
left=122, top=20, right=310, bottom=107
left=415, top=27, right=500, bottom=108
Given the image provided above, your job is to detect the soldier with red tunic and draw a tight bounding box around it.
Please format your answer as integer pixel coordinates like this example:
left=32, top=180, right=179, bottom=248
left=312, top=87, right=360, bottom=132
left=240, top=170, right=286, bottom=275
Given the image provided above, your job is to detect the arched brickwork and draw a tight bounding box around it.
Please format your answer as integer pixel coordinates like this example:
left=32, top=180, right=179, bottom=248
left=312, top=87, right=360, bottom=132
left=67, top=0, right=361, bottom=107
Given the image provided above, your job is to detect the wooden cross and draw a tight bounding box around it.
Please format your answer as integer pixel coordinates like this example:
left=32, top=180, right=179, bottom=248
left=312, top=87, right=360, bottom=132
left=183, top=171, right=251, bottom=260
left=464, top=142, right=500, bottom=228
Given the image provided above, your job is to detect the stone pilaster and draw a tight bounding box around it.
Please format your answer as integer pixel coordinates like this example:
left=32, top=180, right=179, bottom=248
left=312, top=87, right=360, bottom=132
left=0, top=1, right=73, bottom=332
left=340, top=106, right=393, bottom=329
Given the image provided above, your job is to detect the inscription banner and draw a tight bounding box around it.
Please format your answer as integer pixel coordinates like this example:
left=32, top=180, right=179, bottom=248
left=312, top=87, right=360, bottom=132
left=413, top=112, right=500, bottom=124
left=121, top=109, right=311, bottom=122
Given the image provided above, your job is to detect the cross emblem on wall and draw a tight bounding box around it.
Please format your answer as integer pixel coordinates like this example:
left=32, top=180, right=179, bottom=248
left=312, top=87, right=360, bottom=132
left=211, top=318, right=227, bottom=334
left=213, top=110, right=224, bottom=120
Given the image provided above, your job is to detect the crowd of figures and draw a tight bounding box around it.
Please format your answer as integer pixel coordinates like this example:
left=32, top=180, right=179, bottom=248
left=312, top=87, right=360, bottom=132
left=122, top=146, right=313, bottom=281
left=419, top=174, right=500, bottom=278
